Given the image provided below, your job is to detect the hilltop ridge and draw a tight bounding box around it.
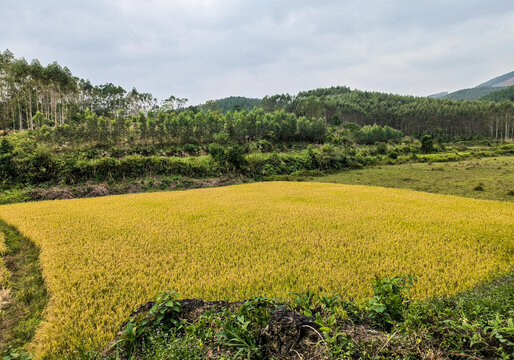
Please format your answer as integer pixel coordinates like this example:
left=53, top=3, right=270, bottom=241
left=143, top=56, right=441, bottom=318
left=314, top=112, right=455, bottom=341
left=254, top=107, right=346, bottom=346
left=439, top=71, right=514, bottom=100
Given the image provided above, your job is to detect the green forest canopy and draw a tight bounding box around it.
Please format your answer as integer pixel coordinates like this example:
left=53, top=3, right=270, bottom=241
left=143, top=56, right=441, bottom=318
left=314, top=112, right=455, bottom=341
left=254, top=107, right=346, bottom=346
left=481, top=85, right=514, bottom=102
left=262, top=86, right=513, bottom=139
left=201, top=96, right=261, bottom=113
left=1, top=50, right=513, bottom=140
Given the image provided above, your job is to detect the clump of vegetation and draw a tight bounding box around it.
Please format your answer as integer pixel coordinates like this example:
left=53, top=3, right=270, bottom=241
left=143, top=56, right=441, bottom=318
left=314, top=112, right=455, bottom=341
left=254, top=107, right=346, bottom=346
left=420, top=134, right=435, bottom=153
left=103, top=272, right=513, bottom=360
left=474, top=183, right=485, bottom=191
left=2, top=128, right=511, bottom=205
left=355, top=124, right=403, bottom=144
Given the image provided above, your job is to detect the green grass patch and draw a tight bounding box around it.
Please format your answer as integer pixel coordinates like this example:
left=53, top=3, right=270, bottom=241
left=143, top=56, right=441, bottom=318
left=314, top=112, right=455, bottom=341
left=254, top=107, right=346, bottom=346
left=317, top=156, right=514, bottom=201
left=0, top=189, right=32, bottom=205
left=0, top=221, right=48, bottom=357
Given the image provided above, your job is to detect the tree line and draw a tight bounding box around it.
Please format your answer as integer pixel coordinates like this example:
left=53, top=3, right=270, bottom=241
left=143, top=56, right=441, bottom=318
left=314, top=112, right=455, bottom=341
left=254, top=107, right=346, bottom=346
left=2, top=50, right=513, bottom=141
left=0, top=50, right=164, bottom=132
left=201, top=96, right=261, bottom=113
left=33, top=108, right=327, bottom=147
left=262, top=86, right=514, bottom=140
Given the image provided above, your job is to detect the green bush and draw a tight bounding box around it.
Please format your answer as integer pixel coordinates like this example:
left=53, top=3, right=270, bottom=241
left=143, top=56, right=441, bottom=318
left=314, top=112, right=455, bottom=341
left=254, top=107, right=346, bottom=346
left=421, top=135, right=435, bottom=153
left=182, top=144, right=199, bottom=155
left=388, top=151, right=399, bottom=159
left=356, top=125, right=403, bottom=144
left=375, top=143, right=388, bottom=155
left=367, top=275, right=416, bottom=328
left=256, top=139, right=273, bottom=152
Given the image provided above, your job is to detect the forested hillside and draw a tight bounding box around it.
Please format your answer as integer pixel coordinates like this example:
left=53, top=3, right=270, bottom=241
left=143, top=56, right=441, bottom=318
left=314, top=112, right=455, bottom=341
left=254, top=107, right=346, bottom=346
left=201, top=96, right=261, bottom=113
left=442, top=87, right=500, bottom=100
left=1, top=50, right=513, bottom=141
left=481, top=85, right=514, bottom=102
left=441, top=71, right=514, bottom=100
left=263, top=86, right=514, bottom=139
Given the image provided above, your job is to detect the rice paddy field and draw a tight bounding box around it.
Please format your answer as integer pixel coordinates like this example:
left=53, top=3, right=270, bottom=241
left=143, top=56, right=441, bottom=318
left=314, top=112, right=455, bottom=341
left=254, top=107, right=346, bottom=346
left=0, top=182, right=513, bottom=357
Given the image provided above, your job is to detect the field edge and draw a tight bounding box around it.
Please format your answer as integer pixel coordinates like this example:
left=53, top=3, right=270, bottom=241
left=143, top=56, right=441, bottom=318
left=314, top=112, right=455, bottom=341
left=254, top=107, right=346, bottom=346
left=0, top=221, right=48, bottom=357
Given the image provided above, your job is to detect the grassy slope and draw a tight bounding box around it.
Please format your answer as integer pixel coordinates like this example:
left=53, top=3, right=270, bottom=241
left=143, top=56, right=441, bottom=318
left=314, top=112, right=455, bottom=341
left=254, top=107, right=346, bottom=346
left=0, top=221, right=47, bottom=354
left=317, top=156, right=514, bottom=201
left=477, top=71, right=514, bottom=87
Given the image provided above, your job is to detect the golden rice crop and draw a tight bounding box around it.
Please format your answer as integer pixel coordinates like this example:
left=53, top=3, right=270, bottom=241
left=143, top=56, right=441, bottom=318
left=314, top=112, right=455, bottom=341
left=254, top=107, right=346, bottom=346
left=0, top=182, right=512, bottom=358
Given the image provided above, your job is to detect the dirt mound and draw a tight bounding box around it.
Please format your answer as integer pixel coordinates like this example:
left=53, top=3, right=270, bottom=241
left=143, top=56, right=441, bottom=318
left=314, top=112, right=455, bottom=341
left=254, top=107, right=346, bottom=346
left=261, top=309, right=326, bottom=359
left=25, top=177, right=242, bottom=203
left=79, top=185, right=110, bottom=198
left=29, top=188, right=74, bottom=200
left=106, top=299, right=327, bottom=359
left=29, top=185, right=112, bottom=201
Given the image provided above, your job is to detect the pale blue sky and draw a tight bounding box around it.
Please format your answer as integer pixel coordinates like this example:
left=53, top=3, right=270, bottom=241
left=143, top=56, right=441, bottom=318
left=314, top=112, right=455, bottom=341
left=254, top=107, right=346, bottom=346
left=1, top=0, right=513, bottom=104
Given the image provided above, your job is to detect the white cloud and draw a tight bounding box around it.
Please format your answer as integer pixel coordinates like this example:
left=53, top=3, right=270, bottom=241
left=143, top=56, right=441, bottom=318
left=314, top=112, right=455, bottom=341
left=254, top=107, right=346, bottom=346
left=1, top=0, right=513, bottom=103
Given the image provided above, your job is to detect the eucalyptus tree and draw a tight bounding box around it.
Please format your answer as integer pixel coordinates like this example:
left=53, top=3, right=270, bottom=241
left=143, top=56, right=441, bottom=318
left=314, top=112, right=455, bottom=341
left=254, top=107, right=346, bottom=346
left=161, top=95, right=188, bottom=112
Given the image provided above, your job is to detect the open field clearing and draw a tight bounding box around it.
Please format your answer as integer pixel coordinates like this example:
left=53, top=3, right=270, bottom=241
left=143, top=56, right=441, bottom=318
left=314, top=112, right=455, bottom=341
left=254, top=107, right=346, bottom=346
left=318, top=156, right=514, bottom=201
left=0, top=182, right=513, bottom=357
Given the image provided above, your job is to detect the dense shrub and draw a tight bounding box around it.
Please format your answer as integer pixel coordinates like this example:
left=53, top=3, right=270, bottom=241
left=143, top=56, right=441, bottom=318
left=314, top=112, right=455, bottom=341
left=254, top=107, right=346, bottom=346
left=356, top=125, right=403, bottom=144
left=0, top=130, right=512, bottom=189
left=421, top=135, right=435, bottom=153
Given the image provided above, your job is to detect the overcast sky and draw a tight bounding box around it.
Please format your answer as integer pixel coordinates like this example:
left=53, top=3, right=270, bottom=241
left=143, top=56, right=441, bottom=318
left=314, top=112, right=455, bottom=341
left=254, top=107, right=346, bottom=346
left=1, top=0, right=513, bottom=104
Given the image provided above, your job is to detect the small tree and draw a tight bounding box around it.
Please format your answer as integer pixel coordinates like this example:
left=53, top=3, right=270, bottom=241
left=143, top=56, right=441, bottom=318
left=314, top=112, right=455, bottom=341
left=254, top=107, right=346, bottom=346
left=225, top=144, right=245, bottom=171
left=420, top=135, right=435, bottom=153
left=208, top=143, right=246, bottom=171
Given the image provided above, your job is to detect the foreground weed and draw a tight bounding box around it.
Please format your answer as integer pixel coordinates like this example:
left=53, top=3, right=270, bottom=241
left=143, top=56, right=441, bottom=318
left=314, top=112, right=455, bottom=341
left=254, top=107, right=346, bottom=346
left=111, top=274, right=513, bottom=360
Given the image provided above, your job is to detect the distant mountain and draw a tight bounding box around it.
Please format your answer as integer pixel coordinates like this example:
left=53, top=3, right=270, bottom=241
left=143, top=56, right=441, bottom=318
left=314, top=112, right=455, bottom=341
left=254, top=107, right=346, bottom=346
left=442, top=87, right=500, bottom=100
left=476, top=71, right=514, bottom=88
left=428, top=91, right=448, bottom=99
left=441, top=71, right=514, bottom=100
